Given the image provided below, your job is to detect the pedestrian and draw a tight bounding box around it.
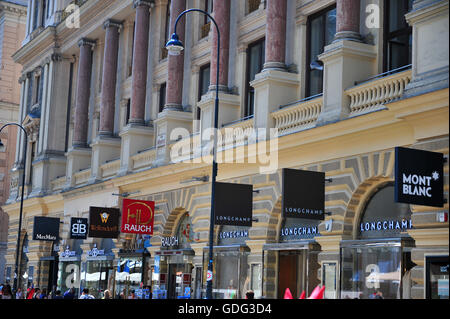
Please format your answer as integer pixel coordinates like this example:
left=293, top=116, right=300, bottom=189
left=102, top=289, right=112, bottom=299
left=79, top=288, right=95, bottom=299
left=53, top=290, right=63, bottom=299
left=128, top=289, right=136, bottom=299
left=1, top=284, right=13, bottom=299
left=119, top=288, right=127, bottom=299
left=245, top=290, right=254, bottom=299
left=39, top=288, right=48, bottom=299
left=375, top=290, right=384, bottom=299
left=63, top=287, right=76, bottom=299
left=15, top=287, right=24, bottom=299
left=32, top=288, right=41, bottom=299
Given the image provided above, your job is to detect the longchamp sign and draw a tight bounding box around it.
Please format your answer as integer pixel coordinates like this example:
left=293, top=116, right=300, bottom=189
left=214, top=182, right=253, bottom=227
left=395, top=147, right=444, bottom=207
left=282, top=168, right=325, bottom=220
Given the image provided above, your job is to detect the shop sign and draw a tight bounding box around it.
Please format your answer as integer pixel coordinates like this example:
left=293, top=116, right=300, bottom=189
left=60, top=246, right=77, bottom=259
left=161, top=236, right=179, bottom=247
left=88, top=207, right=120, bottom=238
left=70, top=217, right=88, bottom=239
left=218, top=230, right=249, bottom=240
left=280, top=226, right=319, bottom=239
left=395, top=147, right=444, bottom=207
left=282, top=169, right=325, bottom=220
left=279, top=218, right=320, bottom=241
left=87, top=244, right=105, bottom=257
left=214, top=182, right=253, bottom=227
left=359, top=218, right=412, bottom=233
left=32, top=216, right=60, bottom=241
left=121, top=199, right=155, bottom=235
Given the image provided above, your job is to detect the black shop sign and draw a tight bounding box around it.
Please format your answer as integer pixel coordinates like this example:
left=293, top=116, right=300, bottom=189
left=88, top=207, right=120, bottom=238
left=214, top=182, right=253, bottom=227
left=282, top=168, right=325, bottom=220
left=395, top=147, right=444, bottom=207
left=33, top=216, right=60, bottom=241
left=70, top=217, right=88, bottom=239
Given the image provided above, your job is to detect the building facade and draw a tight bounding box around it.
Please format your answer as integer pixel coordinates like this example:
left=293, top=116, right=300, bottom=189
left=1, top=0, right=448, bottom=299
left=0, top=0, right=26, bottom=284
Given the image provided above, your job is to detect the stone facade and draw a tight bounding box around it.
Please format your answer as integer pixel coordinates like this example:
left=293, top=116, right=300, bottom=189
left=0, top=0, right=26, bottom=284
left=0, top=0, right=448, bottom=299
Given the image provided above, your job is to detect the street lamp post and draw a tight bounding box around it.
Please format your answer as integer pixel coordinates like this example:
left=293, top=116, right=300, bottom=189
left=166, top=8, right=220, bottom=300
left=0, top=123, right=28, bottom=294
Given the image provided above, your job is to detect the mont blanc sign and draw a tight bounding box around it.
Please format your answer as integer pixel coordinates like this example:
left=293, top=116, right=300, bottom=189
left=395, top=147, right=444, bottom=207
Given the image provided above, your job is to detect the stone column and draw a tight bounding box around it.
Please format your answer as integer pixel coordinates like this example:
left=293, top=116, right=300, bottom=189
left=73, top=38, right=96, bottom=147
left=317, top=0, right=376, bottom=125
left=129, top=0, right=152, bottom=124
left=165, top=0, right=185, bottom=110
left=210, top=0, right=230, bottom=91
left=334, top=0, right=361, bottom=42
left=264, top=0, right=287, bottom=70
left=99, top=19, right=122, bottom=136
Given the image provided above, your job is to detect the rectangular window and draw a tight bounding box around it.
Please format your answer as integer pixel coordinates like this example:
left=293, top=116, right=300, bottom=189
left=197, top=64, right=210, bottom=120
left=126, top=99, right=131, bottom=125
left=201, top=0, right=213, bottom=38
left=245, top=38, right=265, bottom=117
left=384, top=0, right=413, bottom=71
left=159, top=82, right=166, bottom=113
left=306, top=5, right=336, bottom=97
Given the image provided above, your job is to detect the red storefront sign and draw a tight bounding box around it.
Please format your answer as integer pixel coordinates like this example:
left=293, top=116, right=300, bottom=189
left=121, top=199, right=155, bottom=235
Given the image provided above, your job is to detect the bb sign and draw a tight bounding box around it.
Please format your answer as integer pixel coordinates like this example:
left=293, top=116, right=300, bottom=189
left=395, top=147, right=444, bottom=207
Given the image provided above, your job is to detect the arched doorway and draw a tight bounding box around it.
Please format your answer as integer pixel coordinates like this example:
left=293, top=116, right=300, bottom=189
left=340, top=183, right=415, bottom=299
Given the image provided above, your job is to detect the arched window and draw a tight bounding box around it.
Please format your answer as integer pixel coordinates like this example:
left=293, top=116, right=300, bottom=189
left=358, top=184, right=412, bottom=239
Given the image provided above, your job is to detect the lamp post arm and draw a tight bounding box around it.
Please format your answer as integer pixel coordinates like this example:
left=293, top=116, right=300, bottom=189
left=0, top=123, right=28, bottom=294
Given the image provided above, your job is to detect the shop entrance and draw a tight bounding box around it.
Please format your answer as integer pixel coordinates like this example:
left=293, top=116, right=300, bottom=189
left=277, top=250, right=307, bottom=298
left=167, top=263, right=193, bottom=299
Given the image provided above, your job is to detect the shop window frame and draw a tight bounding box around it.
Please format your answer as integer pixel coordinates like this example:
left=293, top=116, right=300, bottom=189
left=383, top=0, right=413, bottom=72
left=425, top=255, right=450, bottom=299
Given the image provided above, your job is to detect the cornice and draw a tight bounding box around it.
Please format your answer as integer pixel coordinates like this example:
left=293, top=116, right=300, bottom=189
left=0, top=1, right=27, bottom=16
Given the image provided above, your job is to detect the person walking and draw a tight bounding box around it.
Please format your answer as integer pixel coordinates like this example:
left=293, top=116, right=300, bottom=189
left=39, top=288, right=48, bottom=299
left=15, top=287, right=24, bottom=299
left=79, top=288, right=95, bottom=299
left=1, top=284, right=13, bottom=299
left=102, top=289, right=112, bottom=299
left=53, top=290, right=64, bottom=299
left=63, top=287, right=76, bottom=299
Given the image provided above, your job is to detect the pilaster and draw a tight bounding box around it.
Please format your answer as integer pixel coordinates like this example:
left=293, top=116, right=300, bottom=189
left=317, top=40, right=377, bottom=125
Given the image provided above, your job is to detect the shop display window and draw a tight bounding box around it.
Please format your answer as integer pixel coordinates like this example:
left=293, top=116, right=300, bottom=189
left=115, top=257, right=143, bottom=298
left=426, top=256, right=449, bottom=299
left=341, top=244, right=402, bottom=299
left=57, top=261, right=81, bottom=296
left=82, top=260, right=114, bottom=299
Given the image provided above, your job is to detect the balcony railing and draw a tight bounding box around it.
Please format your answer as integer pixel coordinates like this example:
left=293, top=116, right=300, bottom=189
left=220, top=116, right=255, bottom=150
left=271, top=95, right=323, bottom=136
left=131, top=147, right=157, bottom=170
left=74, top=167, right=91, bottom=186
left=101, top=158, right=120, bottom=178
left=345, top=66, right=412, bottom=117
